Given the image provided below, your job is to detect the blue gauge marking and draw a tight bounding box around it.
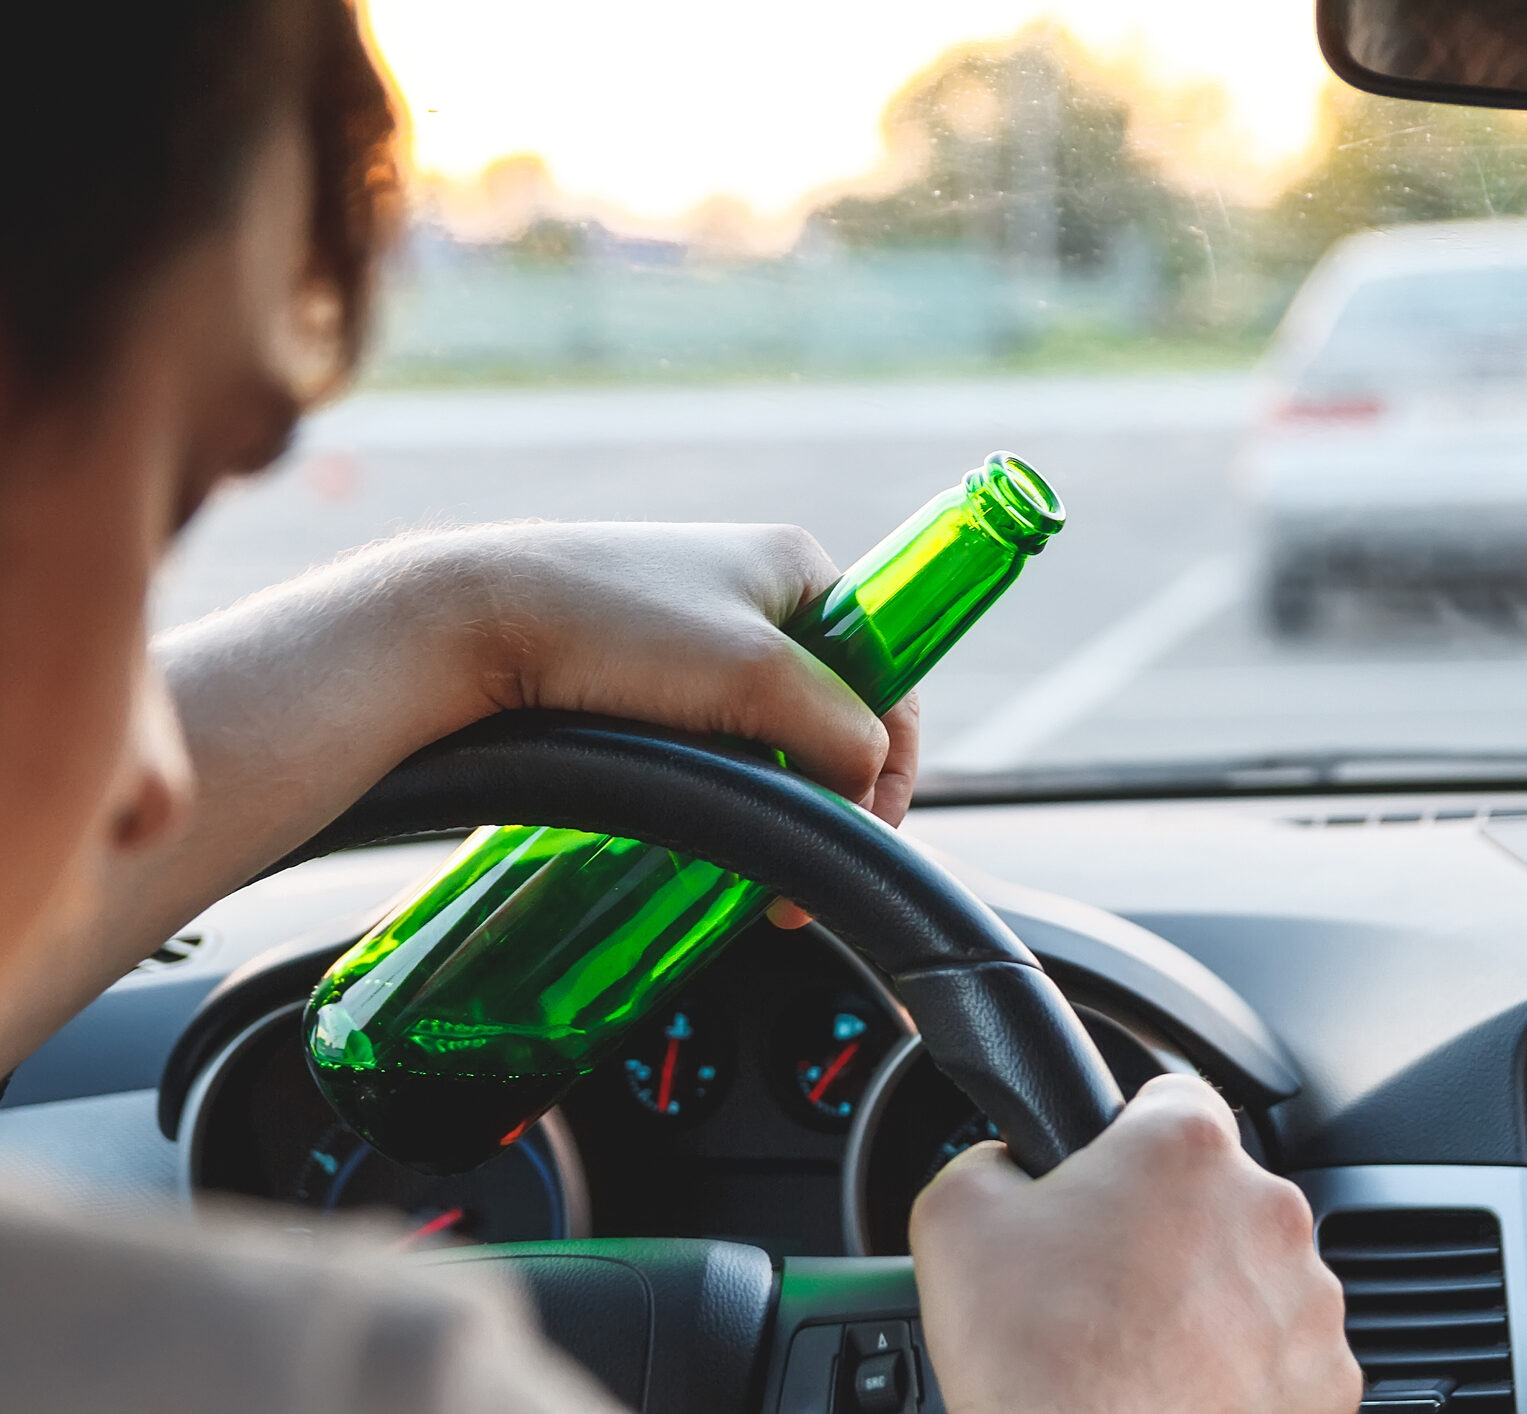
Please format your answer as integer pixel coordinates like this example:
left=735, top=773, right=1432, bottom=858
left=833, top=1012, right=868, bottom=1043
left=321, top=1143, right=369, bottom=1205
left=296, top=1120, right=568, bottom=1241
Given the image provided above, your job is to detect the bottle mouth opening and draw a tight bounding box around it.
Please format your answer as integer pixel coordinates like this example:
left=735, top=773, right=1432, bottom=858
left=980, top=451, right=1067, bottom=539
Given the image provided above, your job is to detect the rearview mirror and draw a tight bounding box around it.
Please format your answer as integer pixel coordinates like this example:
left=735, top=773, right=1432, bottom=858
left=1318, top=0, right=1527, bottom=110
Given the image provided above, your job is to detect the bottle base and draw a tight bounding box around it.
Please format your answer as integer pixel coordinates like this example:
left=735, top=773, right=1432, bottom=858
left=309, top=1064, right=583, bottom=1175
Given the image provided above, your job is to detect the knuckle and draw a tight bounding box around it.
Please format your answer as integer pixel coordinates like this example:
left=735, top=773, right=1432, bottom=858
left=909, top=1168, right=966, bottom=1244
left=1259, top=1175, right=1315, bottom=1244
left=1123, top=1076, right=1242, bottom=1171
left=1312, top=1259, right=1349, bottom=1324
left=846, top=733, right=890, bottom=803
left=766, top=522, right=830, bottom=573
left=907, top=1179, right=943, bottom=1241
left=858, top=710, right=891, bottom=764
left=911, top=1144, right=1003, bottom=1229
left=1333, top=1348, right=1365, bottom=1412
left=1154, top=1103, right=1235, bottom=1163
left=1306, top=1332, right=1364, bottom=1414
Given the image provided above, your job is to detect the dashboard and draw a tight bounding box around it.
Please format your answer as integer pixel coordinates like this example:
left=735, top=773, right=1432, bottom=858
left=7, top=789, right=1527, bottom=1408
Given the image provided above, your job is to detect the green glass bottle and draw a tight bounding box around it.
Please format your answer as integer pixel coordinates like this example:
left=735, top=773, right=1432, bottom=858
left=304, top=452, right=1064, bottom=1173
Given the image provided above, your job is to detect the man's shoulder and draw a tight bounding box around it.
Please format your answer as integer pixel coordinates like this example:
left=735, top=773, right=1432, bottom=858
left=0, top=1178, right=626, bottom=1414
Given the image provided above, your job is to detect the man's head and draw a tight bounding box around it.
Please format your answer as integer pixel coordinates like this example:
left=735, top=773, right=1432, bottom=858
left=0, top=1, right=398, bottom=958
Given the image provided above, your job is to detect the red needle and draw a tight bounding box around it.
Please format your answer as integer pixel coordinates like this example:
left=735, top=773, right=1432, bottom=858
left=656, top=1033, right=681, bottom=1113
left=809, top=1040, right=860, bottom=1104
left=399, top=1206, right=464, bottom=1248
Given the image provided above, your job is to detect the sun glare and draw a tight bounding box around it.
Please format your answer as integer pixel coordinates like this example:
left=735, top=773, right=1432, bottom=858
left=364, top=0, right=1331, bottom=229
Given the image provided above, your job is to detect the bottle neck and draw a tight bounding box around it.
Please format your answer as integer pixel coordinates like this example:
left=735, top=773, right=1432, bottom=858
left=783, top=452, right=1065, bottom=718
left=963, top=453, right=1066, bottom=553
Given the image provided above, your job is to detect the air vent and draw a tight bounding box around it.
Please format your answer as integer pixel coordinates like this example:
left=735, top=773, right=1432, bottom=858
left=1286, top=807, right=1527, bottom=829
left=1320, top=1209, right=1513, bottom=1411
left=131, top=930, right=210, bottom=976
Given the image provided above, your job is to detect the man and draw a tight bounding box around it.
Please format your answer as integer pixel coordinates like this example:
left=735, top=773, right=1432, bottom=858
left=0, top=1, right=1360, bottom=1410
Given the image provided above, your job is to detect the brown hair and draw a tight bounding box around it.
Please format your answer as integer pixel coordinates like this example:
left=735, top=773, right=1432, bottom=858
left=0, top=0, right=400, bottom=392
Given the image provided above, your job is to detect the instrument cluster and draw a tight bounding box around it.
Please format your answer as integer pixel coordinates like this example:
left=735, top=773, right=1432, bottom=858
left=185, top=919, right=912, bottom=1258
left=182, top=918, right=1230, bottom=1260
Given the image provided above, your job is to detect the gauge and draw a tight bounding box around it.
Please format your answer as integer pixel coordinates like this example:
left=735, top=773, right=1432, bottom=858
left=620, top=1001, right=731, bottom=1122
left=288, top=1115, right=575, bottom=1245
left=922, top=1112, right=1000, bottom=1187
left=774, top=989, right=895, bottom=1129
left=185, top=1002, right=588, bottom=1246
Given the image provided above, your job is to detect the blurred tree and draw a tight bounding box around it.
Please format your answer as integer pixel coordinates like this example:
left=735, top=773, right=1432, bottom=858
left=804, top=26, right=1196, bottom=279
left=513, top=216, right=589, bottom=265
left=683, top=194, right=764, bottom=258
left=416, top=153, right=557, bottom=244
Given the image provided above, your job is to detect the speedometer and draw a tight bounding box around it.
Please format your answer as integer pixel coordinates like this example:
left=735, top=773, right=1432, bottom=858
left=184, top=1002, right=589, bottom=1244
left=288, top=1113, right=576, bottom=1245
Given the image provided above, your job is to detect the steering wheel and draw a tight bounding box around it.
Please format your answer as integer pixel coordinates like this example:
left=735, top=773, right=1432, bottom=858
left=224, top=711, right=1125, bottom=1413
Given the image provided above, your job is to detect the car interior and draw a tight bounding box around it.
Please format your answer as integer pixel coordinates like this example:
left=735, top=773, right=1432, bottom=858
left=9, top=2, right=1527, bottom=1412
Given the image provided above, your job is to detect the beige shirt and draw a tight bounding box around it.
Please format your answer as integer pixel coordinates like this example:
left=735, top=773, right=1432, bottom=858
left=0, top=1181, right=628, bottom=1414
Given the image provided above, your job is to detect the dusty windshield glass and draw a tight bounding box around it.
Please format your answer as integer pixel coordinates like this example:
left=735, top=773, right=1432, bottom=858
left=157, top=1, right=1527, bottom=783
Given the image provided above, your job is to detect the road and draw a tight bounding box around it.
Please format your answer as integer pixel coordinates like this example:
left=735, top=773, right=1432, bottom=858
left=155, top=373, right=1527, bottom=776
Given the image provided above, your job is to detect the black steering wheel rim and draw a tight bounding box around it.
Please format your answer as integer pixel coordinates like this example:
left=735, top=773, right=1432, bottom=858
left=268, top=709, right=1123, bottom=1177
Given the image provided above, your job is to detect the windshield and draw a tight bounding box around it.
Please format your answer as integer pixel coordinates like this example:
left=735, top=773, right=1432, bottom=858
left=155, top=1, right=1527, bottom=787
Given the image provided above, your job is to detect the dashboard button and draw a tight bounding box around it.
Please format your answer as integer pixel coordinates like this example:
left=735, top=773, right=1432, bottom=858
left=852, top=1351, right=908, bottom=1412
left=845, top=1319, right=912, bottom=1362
left=843, top=1321, right=916, bottom=1412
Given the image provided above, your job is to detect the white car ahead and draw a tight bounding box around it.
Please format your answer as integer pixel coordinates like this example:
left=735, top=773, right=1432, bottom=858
left=1240, top=218, right=1527, bottom=634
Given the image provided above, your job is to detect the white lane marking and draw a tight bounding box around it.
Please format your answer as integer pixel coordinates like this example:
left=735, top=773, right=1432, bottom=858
left=932, top=553, right=1247, bottom=771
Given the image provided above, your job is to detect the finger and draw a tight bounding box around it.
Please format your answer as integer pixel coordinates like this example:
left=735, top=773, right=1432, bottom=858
left=738, top=524, right=841, bottom=623
left=911, top=1140, right=1034, bottom=1245
left=733, top=634, right=890, bottom=803
left=937, top=1138, right=1034, bottom=1187
left=867, top=693, right=920, bottom=828
left=1105, top=1072, right=1241, bottom=1150
left=767, top=898, right=812, bottom=929
left=728, top=525, right=897, bottom=802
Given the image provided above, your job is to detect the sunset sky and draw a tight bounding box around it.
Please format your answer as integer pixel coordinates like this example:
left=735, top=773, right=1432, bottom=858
left=364, top=0, right=1332, bottom=226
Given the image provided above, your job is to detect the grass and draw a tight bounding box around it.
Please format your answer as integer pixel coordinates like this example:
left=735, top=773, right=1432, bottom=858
left=354, top=324, right=1269, bottom=394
